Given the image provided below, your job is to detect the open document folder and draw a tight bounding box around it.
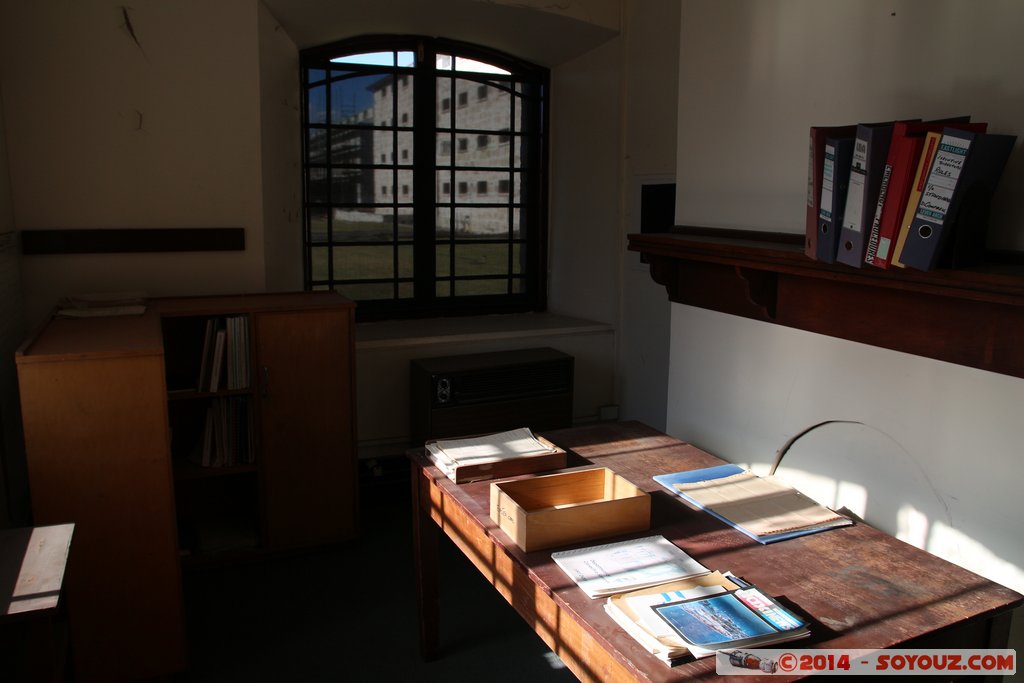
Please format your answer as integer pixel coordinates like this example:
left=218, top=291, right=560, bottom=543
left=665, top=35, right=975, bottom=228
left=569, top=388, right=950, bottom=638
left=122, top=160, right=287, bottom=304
left=654, top=464, right=852, bottom=543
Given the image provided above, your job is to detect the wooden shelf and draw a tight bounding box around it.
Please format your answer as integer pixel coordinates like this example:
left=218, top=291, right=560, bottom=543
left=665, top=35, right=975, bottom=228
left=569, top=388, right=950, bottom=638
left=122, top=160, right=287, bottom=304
left=627, top=227, right=1024, bottom=379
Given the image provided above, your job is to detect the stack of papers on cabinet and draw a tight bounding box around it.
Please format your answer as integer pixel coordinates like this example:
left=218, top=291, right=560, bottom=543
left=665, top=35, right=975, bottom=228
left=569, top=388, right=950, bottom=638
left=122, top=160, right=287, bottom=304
left=551, top=534, right=709, bottom=598
left=654, top=465, right=852, bottom=543
left=425, top=427, right=566, bottom=483
left=55, top=291, right=147, bottom=317
left=604, top=572, right=810, bottom=663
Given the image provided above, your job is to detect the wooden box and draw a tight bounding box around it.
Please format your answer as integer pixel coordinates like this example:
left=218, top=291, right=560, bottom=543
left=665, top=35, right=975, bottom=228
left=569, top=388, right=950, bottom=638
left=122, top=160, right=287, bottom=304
left=489, top=468, right=651, bottom=552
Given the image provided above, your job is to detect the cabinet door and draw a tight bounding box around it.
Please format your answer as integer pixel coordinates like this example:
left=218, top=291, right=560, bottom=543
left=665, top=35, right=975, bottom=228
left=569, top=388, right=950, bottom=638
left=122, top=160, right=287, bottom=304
left=255, top=308, right=356, bottom=548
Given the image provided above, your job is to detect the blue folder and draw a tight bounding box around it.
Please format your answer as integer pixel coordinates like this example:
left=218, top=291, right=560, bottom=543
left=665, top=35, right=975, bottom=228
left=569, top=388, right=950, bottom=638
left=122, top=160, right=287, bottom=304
left=653, top=465, right=852, bottom=544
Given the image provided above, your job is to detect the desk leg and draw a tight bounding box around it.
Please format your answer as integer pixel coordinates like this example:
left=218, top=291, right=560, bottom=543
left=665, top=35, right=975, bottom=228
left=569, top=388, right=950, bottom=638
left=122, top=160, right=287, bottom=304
left=410, top=462, right=440, bottom=660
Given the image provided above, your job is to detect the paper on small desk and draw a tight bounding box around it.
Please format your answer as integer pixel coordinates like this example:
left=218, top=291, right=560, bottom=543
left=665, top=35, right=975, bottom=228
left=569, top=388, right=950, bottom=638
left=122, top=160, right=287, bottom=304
left=431, top=427, right=555, bottom=465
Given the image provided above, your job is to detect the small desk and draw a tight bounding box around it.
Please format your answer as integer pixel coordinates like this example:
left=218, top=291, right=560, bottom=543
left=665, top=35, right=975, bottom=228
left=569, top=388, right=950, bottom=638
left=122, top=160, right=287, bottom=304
left=0, top=523, right=74, bottom=682
left=409, top=421, right=1022, bottom=682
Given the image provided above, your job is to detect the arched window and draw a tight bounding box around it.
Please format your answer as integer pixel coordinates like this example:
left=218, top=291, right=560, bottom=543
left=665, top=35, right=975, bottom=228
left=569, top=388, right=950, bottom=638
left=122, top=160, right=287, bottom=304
left=301, top=35, right=549, bottom=320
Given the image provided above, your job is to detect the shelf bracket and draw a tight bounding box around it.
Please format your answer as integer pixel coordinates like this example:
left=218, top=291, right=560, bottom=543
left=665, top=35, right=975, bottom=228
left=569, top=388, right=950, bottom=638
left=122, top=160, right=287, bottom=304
left=647, top=255, right=777, bottom=322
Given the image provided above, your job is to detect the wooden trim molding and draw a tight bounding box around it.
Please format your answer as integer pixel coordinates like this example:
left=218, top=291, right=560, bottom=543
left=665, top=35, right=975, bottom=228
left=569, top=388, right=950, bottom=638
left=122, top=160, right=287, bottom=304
left=20, top=228, right=245, bottom=255
left=628, top=227, right=1024, bottom=379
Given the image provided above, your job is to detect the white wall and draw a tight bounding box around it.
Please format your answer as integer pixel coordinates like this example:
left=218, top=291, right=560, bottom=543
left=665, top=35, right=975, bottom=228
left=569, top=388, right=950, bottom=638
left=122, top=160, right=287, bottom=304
left=261, top=0, right=619, bottom=67
left=616, top=0, right=680, bottom=430
left=548, top=39, right=624, bottom=327
left=666, top=0, right=1024, bottom=648
left=0, top=0, right=267, bottom=327
left=258, top=2, right=304, bottom=292
left=675, top=0, right=1024, bottom=242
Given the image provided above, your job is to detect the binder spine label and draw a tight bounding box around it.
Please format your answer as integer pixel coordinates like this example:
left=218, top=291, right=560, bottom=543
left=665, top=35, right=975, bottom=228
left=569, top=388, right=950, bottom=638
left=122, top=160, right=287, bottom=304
left=864, top=164, right=893, bottom=264
left=806, top=135, right=815, bottom=207
left=877, top=237, right=892, bottom=260
left=819, top=144, right=836, bottom=219
left=842, top=171, right=866, bottom=232
left=916, top=134, right=972, bottom=223
left=841, top=139, right=869, bottom=232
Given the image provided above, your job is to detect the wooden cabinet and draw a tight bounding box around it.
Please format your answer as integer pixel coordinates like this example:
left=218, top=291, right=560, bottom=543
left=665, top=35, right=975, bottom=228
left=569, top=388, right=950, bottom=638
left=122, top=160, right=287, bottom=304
left=256, top=307, right=356, bottom=548
left=158, top=292, right=358, bottom=560
left=15, top=291, right=357, bottom=681
left=15, top=313, right=185, bottom=682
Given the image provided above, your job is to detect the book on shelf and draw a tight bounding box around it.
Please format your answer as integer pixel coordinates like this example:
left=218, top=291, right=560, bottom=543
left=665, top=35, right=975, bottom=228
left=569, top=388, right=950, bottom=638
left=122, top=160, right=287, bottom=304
left=946, top=132, right=1018, bottom=269
left=195, top=315, right=250, bottom=393
left=805, top=124, right=858, bottom=260
left=225, top=316, right=237, bottom=391
left=551, top=534, right=710, bottom=599
left=187, top=397, right=253, bottom=468
left=891, top=130, right=943, bottom=268
left=224, top=315, right=250, bottom=390
left=815, top=136, right=855, bottom=264
left=836, top=122, right=895, bottom=268
left=899, top=128, right=1016, bottom=271
left=196, top=319, right=217, bottom=392
left=604, top=571, right=809, bottom=663
left=208, top=324, right=226, bottom=393
left=654, top=464, right=852, bottom=544
left=864, top=118, right=984, bottom=269
left=425, top=427, right=566, bottom=484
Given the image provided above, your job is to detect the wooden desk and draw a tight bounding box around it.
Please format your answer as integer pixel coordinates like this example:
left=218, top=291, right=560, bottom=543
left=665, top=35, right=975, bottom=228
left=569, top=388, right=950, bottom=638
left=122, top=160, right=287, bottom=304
left=0, top=523, right=74, bottom=682
left=409, top=421, right=1022, bottom=682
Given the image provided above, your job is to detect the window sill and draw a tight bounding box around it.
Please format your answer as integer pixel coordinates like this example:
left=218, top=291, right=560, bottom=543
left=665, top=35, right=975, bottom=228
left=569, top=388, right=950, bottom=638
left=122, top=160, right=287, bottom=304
left=355, top=312, right=612, bottom=351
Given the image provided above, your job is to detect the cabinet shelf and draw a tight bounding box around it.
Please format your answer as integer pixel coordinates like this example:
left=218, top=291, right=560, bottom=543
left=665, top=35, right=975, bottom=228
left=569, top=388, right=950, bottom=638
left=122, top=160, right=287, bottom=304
left=167, top=388, right=253, bottom=401
left=173, top=461, right=259, bottom=481
left=628, top=227, right=1024, bottom=379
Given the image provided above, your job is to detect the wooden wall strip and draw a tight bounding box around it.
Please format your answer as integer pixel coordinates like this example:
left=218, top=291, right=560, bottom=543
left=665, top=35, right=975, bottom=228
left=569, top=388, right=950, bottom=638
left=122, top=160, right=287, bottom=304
left=20, top=228, right=245, bottom=255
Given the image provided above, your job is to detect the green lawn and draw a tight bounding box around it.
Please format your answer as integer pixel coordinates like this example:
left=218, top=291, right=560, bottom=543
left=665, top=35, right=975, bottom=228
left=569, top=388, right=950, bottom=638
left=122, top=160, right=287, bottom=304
left=309, top=217, right=522, bottom=299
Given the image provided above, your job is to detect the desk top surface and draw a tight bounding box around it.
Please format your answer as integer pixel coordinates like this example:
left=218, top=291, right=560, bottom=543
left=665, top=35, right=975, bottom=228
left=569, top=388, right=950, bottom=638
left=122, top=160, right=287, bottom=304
left=411, top=421, right=1022, bottom=681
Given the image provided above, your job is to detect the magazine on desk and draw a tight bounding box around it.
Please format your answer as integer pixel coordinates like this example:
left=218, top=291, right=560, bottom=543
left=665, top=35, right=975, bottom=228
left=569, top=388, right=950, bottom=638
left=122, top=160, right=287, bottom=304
left=653, top=464, right=852, bottom=544
left=603, top=571, right=809, bottom=664
left=652, top=585, right=809, bottom=653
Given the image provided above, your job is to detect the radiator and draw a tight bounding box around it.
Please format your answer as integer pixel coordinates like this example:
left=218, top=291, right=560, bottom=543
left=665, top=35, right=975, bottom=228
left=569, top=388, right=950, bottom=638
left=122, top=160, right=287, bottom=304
left=409, top=347, right=573, bottom=445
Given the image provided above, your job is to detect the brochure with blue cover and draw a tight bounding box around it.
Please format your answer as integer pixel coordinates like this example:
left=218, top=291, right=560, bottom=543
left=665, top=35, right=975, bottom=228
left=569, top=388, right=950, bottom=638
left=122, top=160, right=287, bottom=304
left=653, top=465, right=851, bottom=544
left=651, top=586, right=809, bottom=651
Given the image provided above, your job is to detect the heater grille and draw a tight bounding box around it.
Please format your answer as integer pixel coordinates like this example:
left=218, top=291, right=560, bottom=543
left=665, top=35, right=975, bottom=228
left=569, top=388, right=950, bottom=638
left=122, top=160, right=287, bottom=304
left=410, top=347, right=574, bottom=445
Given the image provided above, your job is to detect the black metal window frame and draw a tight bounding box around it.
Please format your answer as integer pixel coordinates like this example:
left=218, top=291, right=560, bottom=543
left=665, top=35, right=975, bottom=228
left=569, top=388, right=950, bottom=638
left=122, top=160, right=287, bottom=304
left=300, top=35, right=550, bottom=321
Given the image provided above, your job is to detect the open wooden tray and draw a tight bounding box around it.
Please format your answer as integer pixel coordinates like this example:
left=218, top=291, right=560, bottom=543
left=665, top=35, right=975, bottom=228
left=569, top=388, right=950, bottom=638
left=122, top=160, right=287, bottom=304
left=489, top=467, right=651, bottom=552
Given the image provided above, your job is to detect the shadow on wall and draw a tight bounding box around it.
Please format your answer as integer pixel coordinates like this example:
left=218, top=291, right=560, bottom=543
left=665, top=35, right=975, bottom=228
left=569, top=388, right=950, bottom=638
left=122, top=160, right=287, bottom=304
left=772, top=420, right=949, bottom=548
left=771, top=420, right=1023, bottom=656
